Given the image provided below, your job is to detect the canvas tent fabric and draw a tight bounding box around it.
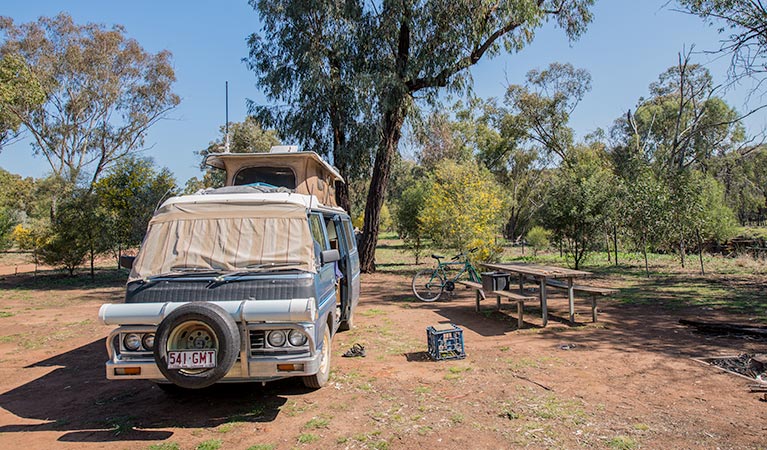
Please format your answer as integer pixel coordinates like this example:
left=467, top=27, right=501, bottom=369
left=129, top=201, right=315, bottom=282
left=204, top=152, right=342, bottom=207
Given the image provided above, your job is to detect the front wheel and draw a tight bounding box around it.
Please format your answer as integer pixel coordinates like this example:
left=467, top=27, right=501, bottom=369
left=412, top=269, right=445, bottom=302
left=302, top=327, right=331, bottom=389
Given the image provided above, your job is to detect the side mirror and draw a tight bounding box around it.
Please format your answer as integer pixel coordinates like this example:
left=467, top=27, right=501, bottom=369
left=320, top=249, right=340, bottom=265
left=119, top=255, right=136, bottom=270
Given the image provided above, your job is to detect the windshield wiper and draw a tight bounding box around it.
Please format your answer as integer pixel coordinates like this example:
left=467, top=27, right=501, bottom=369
left=143, top=268, right=223, bottom=283
left=205, top=263, right=304, bottom=288
left=246, top=261, right=304, bottom=269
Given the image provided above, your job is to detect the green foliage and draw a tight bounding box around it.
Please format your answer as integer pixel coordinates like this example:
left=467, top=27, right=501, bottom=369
left=0, top=167, right=35, bottom=215
left=541, top=145, right=615, bottom=268
left=0, top=53, right=45, bottom=148
left=526, top=226, right=551, bottom=256
left=37, top=193, right=95, bottom=275
left=503, top=63, right=592, bottom=160
left=420, top=160, right=506, bottom=261
left=394, top=180, right=431, bottom=264
left=93, top=156, right=176, bottom=253
left=0, top=13, right=179, bottom=188
left=190, top=116, right=280, bottom=191
left=0, top=207, right=18, bottom=250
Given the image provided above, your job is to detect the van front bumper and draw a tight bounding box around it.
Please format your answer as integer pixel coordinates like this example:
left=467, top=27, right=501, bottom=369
left=106, top=352, right=321, bottom=382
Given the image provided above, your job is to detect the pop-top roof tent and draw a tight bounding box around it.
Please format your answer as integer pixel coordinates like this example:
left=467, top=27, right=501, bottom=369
left=204, top=146, right=344, bottom=207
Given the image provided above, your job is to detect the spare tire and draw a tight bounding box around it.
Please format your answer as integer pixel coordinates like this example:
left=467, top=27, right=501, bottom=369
left=154, top=302, right=240, bottom=389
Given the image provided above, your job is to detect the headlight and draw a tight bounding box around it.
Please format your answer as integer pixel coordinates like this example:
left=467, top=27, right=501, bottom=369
left=288, top=329, right=308, bottom=346
left=267, top=330, right=286, bottom=347
left=123, top=333, right=142, bottom=351
left=142, top=333, right=155, bottom=350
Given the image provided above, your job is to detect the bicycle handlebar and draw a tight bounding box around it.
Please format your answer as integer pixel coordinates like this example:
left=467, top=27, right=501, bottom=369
left=451, top=248, right=479, bottom=260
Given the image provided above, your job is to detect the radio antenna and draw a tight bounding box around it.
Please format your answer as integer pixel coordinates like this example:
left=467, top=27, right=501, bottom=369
left=224, top=81, right=230, bottom=153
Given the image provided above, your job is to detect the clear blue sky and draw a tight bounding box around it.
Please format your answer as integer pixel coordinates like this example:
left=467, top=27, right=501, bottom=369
left=1, top=0, right=763, bottom=184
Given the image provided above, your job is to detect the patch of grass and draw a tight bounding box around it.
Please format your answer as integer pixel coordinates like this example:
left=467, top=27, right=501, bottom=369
left=530, top=396, right=586, bottom=423
left=448, top=365, right=472, bottom=373
left=303, top=415, right=331, bottom=429
left=369, top=440, right=390, bottom=450
left=0, top=311, right=14, bottom=318
left=297, top=433, right=320, bottom=444
left=217, top=421, right=240, bottom=433
left=414, top=386, right=431, bottom=394
left=607, top=436, right=638, bottom=450
left=148, top=443, right=180, bottom=450
left=450, top=413, right=464, bottom=424
left=633, top=423, right=650, bottom=431
left=196, top=439, right=222, bottom=450
left=416, top=425, right=433, bottom=436
left=246, top=445, right=275, bottom=450
left=498, top=404, right=520, bottom=420
left=282, top=400, right=315, bottom=417
left=359, top=308, right=387, bottom=317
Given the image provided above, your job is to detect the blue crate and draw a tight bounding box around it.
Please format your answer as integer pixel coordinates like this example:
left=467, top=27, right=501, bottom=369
left=426, top=324, right=465, bottom=361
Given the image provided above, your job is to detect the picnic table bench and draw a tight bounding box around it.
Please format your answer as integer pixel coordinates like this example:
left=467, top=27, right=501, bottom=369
left=483, top=262, right=614, bottom=326
left=456, top=280, right=536, bottom=328
left=544, top=279, right=618, bottom=323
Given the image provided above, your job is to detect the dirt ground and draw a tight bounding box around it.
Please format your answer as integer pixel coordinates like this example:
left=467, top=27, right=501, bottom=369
left=0, top=265, right=765, bottom=450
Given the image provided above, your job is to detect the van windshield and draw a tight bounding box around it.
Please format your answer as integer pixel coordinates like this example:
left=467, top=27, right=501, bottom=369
left=129, top=202, right=316, bottom=282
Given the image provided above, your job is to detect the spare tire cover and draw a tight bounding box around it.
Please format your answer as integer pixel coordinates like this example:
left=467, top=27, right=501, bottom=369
left=154, top=302, right=240, bottom=389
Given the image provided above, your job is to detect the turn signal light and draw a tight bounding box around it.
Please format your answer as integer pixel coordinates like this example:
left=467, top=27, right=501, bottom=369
left=115, top=367, right=141, bottom=376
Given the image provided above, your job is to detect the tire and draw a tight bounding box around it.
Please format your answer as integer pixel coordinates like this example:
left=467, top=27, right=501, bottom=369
left=412, top=269, right=445, bottom=302
left=302, top=327, right=331, bottom=389
left=154, top=302, right=240, bottom=390
left=337, top=308, right=354, bottom=332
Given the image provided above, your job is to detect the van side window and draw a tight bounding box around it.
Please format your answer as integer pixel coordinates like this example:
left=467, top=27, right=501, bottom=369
left=342, top=219, right=356, bottom=250
left=308, top=214, right=328, bottom=251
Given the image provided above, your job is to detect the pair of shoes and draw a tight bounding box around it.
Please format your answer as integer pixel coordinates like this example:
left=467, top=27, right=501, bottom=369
left=342, top=343, right=366, bottom=357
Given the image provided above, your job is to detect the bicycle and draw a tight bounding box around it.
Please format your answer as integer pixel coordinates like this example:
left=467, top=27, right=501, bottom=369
left=411, top=248, right=481, bottom=302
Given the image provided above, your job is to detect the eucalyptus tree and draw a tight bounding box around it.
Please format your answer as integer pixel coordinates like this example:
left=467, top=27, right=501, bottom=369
left=502, top=62, right=592, bottom=162
left=248, top=0, right=595, bottom=271
left=0, top=14, right=179, bottom=190
left=246, top=0, right=375, bottom=213
left=356, top=0, right=594, bottom=271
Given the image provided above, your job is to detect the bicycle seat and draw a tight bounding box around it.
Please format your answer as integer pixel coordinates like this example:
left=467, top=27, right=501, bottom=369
left=431, top=254, right=445, bottom=260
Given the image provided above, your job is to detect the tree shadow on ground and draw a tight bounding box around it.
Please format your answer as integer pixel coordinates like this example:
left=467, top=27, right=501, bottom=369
left=361, top=272, right=766, bottom=360
left=0, top=339, right=300, bottom=443
left=0, top=269, right=128, bottom=292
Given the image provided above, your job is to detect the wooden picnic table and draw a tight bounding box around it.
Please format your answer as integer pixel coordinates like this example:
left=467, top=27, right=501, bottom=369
left=482, top=262, right=592, bottom=326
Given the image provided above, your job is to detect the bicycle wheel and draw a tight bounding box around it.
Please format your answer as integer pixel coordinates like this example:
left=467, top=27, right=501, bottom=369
left=412, top=269, right=445, bottom=302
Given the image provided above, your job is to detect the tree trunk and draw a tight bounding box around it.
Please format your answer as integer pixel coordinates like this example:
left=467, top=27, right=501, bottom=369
left=613, top=225, right=618, bottom=266
left=117, top=243, right=122, bottom=270
left=335, top=181, right=351, bottom=214
left=359, top=103, right=406, bottom=273
left=90, top=246, right=95, bottom=280
left=642, top=233, right=649, bottom=277
left=697, top=229, right=705, bottom=275
left=606, top=231, right=611, bottom=263
left=679, top=233, right=686, bottom=268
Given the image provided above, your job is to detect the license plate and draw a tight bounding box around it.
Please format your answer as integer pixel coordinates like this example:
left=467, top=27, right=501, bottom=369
left=167, top=350, right=217, bottom=369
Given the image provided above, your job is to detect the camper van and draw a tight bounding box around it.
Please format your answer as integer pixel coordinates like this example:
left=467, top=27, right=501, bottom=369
left=99, top=146, right=360, bottom=390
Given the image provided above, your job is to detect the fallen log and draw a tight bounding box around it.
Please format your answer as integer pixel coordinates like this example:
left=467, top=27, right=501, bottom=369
left=679, top=319, right=767, bottom=338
